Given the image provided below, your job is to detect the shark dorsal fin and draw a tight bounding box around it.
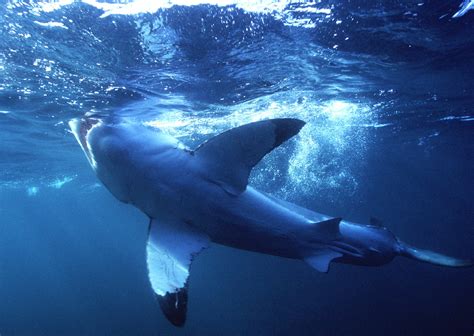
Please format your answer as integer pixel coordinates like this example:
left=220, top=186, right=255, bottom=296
left=195, top=118, right=305, bottom=195
left=309, top=217, right=342, bottom=241
left=370, top=217, right=383, bottom=227
left=316, top=217, right=341, bottom=234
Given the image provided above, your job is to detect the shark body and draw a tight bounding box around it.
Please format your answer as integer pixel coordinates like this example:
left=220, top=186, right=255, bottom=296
left=69, top=117, right=472, bottom=326
left=453, top=0, right=474, bottom=18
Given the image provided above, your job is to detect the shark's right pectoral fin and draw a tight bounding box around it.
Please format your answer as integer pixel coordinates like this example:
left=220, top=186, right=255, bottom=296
left=146, top=218, right=210, bottom=326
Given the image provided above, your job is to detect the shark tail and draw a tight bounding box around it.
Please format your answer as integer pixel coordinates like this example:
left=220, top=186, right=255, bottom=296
left=398, top=241, right=473, bottom=268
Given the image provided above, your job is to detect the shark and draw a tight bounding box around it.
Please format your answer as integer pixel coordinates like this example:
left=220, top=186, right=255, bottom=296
left=69, top=116, right=472, bottom=326
left=453, top=0, right=474, bottom=18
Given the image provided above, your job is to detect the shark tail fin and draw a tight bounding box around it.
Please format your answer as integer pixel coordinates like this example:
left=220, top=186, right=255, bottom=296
left=398, top=242, right=473, bottom=268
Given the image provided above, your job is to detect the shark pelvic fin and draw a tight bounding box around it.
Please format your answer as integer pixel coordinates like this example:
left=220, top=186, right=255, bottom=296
left=195, top=118, right=305, bottom=195
left=305, top=249, right=343, bottom=273
left=146, top=218, right=210, bottom=326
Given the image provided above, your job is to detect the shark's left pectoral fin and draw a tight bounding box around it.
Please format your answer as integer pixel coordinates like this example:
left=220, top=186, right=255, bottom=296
left=147, top=218, right=210, bottom=326
left=305, top=249, right=342, bottom=273
left=195, top=118, right=305, bottom=195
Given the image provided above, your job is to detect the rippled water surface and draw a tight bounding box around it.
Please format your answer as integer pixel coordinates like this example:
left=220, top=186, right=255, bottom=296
left=0, top=1, right=473, bottom=335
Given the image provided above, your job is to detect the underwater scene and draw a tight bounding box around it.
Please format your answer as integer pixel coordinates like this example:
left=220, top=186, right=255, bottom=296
left=0, top=1, right=473, bottom=335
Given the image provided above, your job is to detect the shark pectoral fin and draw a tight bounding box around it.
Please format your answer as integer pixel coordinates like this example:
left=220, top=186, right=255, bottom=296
left=304, top=249, right=343, bottom=273
left=195, top=118, right=305, bottom=195
left=147, top=218, right=210, bottom=326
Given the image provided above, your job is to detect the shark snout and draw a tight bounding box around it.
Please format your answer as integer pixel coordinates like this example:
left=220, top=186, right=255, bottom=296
left=69, top=117, right=102, bottom=168
left=69, top=117, right=100, bottom=140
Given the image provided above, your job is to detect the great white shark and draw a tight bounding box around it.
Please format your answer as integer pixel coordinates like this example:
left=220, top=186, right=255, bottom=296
left=69, top=116, right=472, bottom=326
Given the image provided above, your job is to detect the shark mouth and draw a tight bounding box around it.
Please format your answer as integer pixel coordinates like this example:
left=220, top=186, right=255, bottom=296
left=69, top=117, right=101, bottom=169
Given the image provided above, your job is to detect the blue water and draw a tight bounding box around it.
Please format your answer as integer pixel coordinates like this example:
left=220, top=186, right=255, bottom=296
left=0, top=1, right=473, bottom=335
